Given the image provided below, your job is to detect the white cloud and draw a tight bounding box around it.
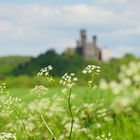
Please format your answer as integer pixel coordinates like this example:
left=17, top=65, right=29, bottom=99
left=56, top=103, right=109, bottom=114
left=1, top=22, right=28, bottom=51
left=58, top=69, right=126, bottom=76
left=112, top=46, right=140, bottom=57
left=0, top=3, right=116, bottom=45
left=0, top=1, right=139, bottom=56
left=92, top=0, right=127, bottom=6
left=0, top=3, right=139, bottom=39
left=111, top=26, right=140, bottom=37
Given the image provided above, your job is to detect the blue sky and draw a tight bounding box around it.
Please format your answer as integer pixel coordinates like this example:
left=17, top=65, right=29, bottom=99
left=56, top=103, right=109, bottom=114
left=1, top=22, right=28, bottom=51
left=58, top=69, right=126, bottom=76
left=0, top=0, right=140, bottom=57
left=0, top=0, right=92, bottom=5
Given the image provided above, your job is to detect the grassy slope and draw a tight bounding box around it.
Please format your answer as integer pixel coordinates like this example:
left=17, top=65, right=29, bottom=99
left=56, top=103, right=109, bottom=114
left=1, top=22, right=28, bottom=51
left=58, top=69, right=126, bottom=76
left=0, top=56, right=31, bottom=76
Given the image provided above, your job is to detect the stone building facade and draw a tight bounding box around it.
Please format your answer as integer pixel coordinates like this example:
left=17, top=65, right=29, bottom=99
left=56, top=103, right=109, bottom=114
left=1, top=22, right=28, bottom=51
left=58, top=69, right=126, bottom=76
left=76, top=29, right=102, bottom=61
left=65, top=29, right=111, bottom=62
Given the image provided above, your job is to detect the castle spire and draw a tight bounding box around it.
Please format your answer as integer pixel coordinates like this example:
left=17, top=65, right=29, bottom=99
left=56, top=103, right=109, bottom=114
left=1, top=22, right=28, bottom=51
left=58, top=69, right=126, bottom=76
left=80, top=29, right=87, bottom=47
left=93, top=35, right=97, bottom=48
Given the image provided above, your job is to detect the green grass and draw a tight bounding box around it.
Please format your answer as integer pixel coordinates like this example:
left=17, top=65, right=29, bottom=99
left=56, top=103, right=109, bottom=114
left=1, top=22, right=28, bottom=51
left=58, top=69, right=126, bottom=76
left=1, top=86, right=140, bottom=140
left=9, top=87, right=114, bottom=104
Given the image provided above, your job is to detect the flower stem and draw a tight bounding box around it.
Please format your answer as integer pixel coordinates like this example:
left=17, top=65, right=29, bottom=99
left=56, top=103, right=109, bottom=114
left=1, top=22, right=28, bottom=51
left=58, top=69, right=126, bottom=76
left=68, top=88, right=74, bottom=140
left=88, top=73, right=95, bottom=101
left=40, top=112, right=56, bottom=140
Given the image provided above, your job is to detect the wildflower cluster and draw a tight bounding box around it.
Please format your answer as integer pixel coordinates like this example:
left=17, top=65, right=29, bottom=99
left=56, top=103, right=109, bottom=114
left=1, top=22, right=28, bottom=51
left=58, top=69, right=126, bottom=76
left=30, top=85, right=48, bottom=101
left=0, top=83, right=21, bottom=114
left=82, top=65, right=100, bottom=74
left=60, top=73, right=78, bottom=89
left=27, top=96, right=64, bottom=139
left=0, top=96, right=21, bottom=114
left=119, top=61, right=140, bottom=84
left=99, top=61, right=140, bottom=95
left=58, top=99, right=112, bottom=140
left=37, top=65, right=53, bottom=81
left=96, top=133, right=112, bottom=140
left=0, top=132, right=16, bottom=140
left=82, top=65, right=100, bottom=88
left=98, top=61, right=140, bottom=116
left=0, top=83, right=6, bottom=94
left=60, top=73, right=78, bottom=139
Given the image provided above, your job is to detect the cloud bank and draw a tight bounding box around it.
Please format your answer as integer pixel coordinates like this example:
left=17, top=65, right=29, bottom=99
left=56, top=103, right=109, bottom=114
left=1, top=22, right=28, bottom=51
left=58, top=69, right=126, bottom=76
left=0, top=0, right=139, bottom=56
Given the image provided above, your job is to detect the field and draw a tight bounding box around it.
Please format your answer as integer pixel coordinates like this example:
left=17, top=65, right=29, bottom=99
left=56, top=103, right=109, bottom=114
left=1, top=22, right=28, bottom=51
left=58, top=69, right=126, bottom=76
left=0, top=86, right=140, bottom=140
left=0, top=63, right=140, bottom=140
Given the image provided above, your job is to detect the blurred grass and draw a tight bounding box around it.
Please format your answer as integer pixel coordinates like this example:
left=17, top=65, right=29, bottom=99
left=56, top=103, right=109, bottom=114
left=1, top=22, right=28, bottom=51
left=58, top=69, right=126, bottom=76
left=9, top=87, right=114, bottom=104
left=2, top=86, right=140, bottom=139
left=9, top=86, right=135, bottom=107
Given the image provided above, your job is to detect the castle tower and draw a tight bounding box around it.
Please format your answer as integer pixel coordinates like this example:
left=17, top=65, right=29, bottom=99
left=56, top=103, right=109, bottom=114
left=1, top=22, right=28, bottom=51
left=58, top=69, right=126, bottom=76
left=92, top=35, right=102, bottom=60
left=80, top=29, right=87, bottom=47
left=93, top=35, right=97, bottom=48
left=75, top=30, right=104, bottom=61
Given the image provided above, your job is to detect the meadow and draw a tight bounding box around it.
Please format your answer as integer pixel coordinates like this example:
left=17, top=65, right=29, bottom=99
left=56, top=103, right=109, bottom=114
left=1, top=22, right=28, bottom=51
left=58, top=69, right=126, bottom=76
left=0, top=61, right=140, bottom=140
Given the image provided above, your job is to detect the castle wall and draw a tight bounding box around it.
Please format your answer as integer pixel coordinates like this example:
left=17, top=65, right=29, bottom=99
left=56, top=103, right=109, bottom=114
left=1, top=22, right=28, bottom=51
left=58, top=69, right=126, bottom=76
left=75, top=30, right=111, bottom=61
left=101, top=48, right=111, bottom=62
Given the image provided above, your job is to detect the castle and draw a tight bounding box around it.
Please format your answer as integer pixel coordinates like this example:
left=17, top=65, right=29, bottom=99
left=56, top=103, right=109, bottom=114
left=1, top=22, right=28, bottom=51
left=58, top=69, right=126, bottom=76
left=76, top=29, right=102, bottom=60
left=65, top=29, right=111, bottom=62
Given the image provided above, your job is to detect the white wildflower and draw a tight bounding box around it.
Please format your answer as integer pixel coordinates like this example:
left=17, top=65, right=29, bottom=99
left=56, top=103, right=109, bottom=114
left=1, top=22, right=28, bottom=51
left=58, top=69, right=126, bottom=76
left=82, top=65, right=101, bottom=88
left=37, top=65, right=53, bottom=81
left=82, top=65, right=101, bottom=74
left=60, top=73, right=78, bottom=89
left=96, top=132, right=112, bottom=140
left=0, top=83, right=7, bottom=94
left=0, top=132, right=16, bottom=140
left=31, top=85, right=48, bottom=101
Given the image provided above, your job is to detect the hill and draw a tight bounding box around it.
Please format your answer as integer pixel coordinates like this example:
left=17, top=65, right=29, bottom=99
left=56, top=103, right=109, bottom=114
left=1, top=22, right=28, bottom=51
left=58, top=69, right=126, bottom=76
left=0, top=56, right=31, bottom=78
left=11, top=50, right=98, bottom=77
left=11, top=49, right=138, bottom=82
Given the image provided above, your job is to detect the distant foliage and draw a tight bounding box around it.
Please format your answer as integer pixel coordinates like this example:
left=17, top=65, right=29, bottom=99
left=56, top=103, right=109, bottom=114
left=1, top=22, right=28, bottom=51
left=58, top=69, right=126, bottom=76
left=0, top=56, right=31, bottom=79
left=0, top=50, right=139, bottom=86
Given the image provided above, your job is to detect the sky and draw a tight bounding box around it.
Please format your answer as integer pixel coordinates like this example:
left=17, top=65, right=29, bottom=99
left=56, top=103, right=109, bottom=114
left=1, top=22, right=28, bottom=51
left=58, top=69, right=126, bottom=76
left=0, top=0, right=140, bottom=57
